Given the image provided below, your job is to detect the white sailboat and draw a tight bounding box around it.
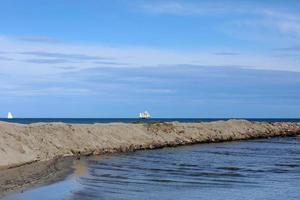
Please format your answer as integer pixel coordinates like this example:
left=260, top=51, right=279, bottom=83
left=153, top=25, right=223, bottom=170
left=7, top=112, right=14, bottom=119
left=139, top=111, right=151, bottom=119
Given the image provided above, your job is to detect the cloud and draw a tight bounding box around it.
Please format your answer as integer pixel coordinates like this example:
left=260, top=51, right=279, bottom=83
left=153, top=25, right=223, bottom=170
left=262, top=9, right=300, bottom=21
left=0, top=56, right=14, bottom=61
left=212, top=52, right=240, bottom=56
left=142, top=2, right=191, bottom=15
left=54, top=64, right=300, bottom=102
left=17, top=36, right=61, bottom=43
left=55, top=66, right=77, bottom=70
left=141, top=1, right=250, bottom=16
left=140, top=88, right=175, bottom=94
left=18, top=51, right=116, bottom=65
left=274, top=45, right=300, bottom=52
left=260, top=9, right=300, bottom=38
left=223, top=8, right=300, bottom=41
left=19, top=51, right=113, bottom=61
left=263, top=9, right=300, bottom=30
left=93, top=61, right=128, bottom=65
left=142, top=1, right=300, bottom=42
left=0, top=34, right=299, bottom=87
left=24, top=58, right=72, bottom=64
left=0, top=85, right=93, bottom=96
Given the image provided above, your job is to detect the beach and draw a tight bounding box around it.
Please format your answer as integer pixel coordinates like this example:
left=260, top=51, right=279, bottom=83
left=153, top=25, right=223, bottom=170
left=0, top=120, right=300, bottom=196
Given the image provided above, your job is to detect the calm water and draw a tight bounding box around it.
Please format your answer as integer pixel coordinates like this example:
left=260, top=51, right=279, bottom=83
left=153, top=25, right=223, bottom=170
left=1, top=118, right=300, bottom=124
left=4, top=136, right=300, bottom=200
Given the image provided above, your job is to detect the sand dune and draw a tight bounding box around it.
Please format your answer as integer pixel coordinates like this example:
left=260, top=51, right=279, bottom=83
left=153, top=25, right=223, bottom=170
left=0, top=120, right=299, bottom=170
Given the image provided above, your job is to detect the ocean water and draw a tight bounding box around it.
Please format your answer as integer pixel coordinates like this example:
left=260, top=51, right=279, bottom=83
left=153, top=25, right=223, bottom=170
left=3, top=136, right=300, bottom=200
left=1, top=118, right=300, bottom=124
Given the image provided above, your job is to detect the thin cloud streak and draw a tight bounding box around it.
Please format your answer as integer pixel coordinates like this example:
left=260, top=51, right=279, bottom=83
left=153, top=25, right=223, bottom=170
left=141, top=1, right=252, bottom=16
left=24, top=58, right=73, bottom=64
left=213, top=52, right=240, bottom=56
left=142, top=1, right=300, bottom=40
left=0, top=56, right=14, bottom=61
left=17, top=36, right=61, bottom=44
left=19, top=51, right=113, bottom=61
left=1, top=36, right=299, bottom=73
left=274, top=45, right=300, bottom=52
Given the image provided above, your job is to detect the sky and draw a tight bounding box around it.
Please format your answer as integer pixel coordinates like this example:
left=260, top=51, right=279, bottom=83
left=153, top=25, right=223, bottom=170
left=0, top=0, right=300, bottom=118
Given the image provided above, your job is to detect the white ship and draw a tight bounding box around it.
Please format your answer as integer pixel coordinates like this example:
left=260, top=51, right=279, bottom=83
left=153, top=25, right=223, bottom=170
left=139, top=111, right=151, bottom=119
left=7, top=112, right=14, bottom=119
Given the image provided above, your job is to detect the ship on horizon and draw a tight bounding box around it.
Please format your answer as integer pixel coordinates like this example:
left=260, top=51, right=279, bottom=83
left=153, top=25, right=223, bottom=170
left=7, top=112, right=14, bottom=119
left=139, top=111, right=151, bottom=119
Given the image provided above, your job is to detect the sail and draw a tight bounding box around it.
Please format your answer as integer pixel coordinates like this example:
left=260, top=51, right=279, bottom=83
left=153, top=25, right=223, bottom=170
left=7, top=112, right=13, bottom=119
left=139, top=111, right=151, bottom=119
left=145, top=111, right=150, bottom=118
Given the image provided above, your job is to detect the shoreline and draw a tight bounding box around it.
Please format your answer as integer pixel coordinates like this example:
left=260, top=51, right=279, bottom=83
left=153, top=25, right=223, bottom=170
left=0, top=119, right=300, bottom=196
left=0, top=157, right=74, bottom=198
left=1, top=120, right=300, bottom=170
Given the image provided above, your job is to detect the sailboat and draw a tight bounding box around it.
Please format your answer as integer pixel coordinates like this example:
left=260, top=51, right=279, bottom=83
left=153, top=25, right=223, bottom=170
left=139, top=111, right=151, bottom=119
left=7, top=112, right=13, bottom=119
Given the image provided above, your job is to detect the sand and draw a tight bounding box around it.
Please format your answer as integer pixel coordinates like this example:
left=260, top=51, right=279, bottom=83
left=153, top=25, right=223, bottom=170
left=0, top=157, right=73, bottom=197
left=0, top=120, right=300, bottom=197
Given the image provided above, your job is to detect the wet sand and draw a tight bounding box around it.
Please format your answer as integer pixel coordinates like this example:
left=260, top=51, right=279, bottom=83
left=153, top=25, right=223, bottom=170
left=0, top=157, right=74, bottom=197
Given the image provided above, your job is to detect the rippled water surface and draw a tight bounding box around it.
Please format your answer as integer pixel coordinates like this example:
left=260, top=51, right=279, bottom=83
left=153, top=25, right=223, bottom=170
left=4, top=136, right=300, bottom=200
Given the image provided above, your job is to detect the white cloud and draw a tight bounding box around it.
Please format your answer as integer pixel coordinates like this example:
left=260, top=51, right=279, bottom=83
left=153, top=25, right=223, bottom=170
left=0, top=85, right=93, bottom=97
left=277, top=20, right=300, bottom=37
left=1, top=35, right=299, bottom=74
left=141, top=1, right=251, bottom=16
left=142, top=1, right=300, bottom=41
left=16, top=36, right=61, bottom=43
left=254, top=9, right=300, bottom=38
left=143, top=2, right=187, bottom=14
left=0, top=34, right=300, bottom=97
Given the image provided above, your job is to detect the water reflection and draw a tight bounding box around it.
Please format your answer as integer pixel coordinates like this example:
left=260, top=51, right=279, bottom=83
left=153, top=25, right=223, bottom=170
left=73, top=159, right=88, bottom=177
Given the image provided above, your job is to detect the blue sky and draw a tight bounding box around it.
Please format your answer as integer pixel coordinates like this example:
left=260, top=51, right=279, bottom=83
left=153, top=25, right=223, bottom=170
left=0, top=0, right=300, bottom=118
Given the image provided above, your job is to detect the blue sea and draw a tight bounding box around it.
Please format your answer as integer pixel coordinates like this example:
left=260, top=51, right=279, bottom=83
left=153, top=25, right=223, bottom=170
left=1, top=118, right=300, bottom=124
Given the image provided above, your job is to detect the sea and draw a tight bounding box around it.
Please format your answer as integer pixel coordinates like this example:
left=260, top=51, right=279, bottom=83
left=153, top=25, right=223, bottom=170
left=2, top=118, right=300, bottom=200
left=1, top=118, right=300, bottom=124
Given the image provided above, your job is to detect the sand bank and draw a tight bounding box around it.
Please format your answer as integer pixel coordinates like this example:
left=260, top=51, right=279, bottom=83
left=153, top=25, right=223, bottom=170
left=1, top=120, right=299, bottom=171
